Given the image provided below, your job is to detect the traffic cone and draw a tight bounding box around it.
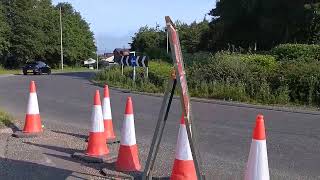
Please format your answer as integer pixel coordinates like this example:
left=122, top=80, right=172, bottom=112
left=170, top=115, right=197, bottom=180
left=244, top=114, right=270, bottom=180
left=86, top=90, right=109, bottom=156
left=116, top=97, right=141, bottom=172
left=23, top=81, right=42, bottom=133
left=103, top=85, right=116, bottom=140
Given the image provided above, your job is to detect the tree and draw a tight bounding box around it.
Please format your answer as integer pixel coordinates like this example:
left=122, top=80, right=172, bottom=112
left=0, top=2, right=10, bottom=59
left=130, top=25, right=168, bottom=59
left=56, top=3, right=96, bottom=66
left=177, top=19, right=210, bottom=53
left=0, top=0, right=96, bottom=68
left=208, top=0, right=311, bottom=50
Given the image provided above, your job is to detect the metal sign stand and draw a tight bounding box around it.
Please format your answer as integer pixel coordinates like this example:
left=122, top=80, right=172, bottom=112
left=145, top=67, right=149, bottom=79
left=133, top=66, right=136, bottom=81
left=143, top=16, right=205, bottom=180
left=121, top=64, right=124, bottom=76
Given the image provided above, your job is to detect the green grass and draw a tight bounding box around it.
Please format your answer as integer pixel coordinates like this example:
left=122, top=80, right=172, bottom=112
left=0, top=67, right=21, bottom=75
left=0, top=110, right=13, bottom=128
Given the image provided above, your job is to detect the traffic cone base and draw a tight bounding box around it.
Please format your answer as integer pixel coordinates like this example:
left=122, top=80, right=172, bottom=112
left=171, top=159, right=197, bottom=180
left=116, top=144, right=141, bottom=171
left=86, top=132, right=109, bottom=156
left=23, top=114, right=42, bottom=133
left=104, top=120, right=116, bottom=139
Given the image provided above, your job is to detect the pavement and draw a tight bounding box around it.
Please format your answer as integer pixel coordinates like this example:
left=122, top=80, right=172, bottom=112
left=0, top=72, right=320, bottom=180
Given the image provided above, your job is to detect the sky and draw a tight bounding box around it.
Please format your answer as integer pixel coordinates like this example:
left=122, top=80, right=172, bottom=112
left=52, top=0, right=215, bottom=53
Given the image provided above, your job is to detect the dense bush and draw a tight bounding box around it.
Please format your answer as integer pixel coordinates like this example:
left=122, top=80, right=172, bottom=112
left=187, top=52, right=285, bottom=104
left=271, top=44, right=320, bottom=62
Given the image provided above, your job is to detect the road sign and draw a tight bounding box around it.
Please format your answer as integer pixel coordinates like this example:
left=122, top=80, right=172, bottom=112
left=131, top=55, right=136, bottom=67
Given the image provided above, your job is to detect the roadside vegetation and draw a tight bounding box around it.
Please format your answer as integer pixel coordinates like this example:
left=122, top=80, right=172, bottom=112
left=0, top=110, right=13, bottom=128
left=95, top=44, right=320, bottom=107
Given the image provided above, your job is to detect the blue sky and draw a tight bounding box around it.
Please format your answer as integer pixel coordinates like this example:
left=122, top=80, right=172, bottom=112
left=52, top=0, right=215, bottom=53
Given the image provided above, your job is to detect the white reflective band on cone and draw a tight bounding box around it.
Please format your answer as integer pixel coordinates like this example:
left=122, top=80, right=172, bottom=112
left=120, top=114, right=136, bottom=146
left=27, top=93, right=39, bottom=114
left=90, top=105, right=104, bottom=132
left=245, top=139, right=269, bottom=180
left=175, top=124, right=193, bottom=160
left=103, top=98, right=112, bottom=120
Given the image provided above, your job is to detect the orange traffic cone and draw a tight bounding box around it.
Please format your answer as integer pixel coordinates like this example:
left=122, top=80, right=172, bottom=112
left=103, top=85, right=116, bottom=140
left=23, top=81, right=42, bottom=133
left=244, top=114, right=270, bottom=180
left=171, top=115, right=197, bottom=180
left=86, top=90, right=109, bottom=156
left=116, top=97, right=141, bottom=171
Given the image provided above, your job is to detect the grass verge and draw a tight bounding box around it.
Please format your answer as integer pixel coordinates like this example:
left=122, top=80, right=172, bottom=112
left=0, top=110, right=13, bottom=128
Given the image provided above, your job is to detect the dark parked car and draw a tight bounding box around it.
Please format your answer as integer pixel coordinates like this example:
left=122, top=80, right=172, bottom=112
left=22, top=61, right=51, bottom=75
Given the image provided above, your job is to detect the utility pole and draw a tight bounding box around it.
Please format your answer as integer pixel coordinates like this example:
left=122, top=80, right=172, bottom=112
left=59, top=6, right=64, bottom=70
left=96, top=52, right=99, bottom=70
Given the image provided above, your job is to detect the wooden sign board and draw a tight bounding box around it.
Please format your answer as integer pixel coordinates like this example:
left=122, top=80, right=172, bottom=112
left=165, top=16, right=191, bottom=121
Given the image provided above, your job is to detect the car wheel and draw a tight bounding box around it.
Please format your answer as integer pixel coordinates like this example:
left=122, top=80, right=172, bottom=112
left=38, top=70, right=42, bottom=75
left=47, top=70, right=51, bottom=75
left=23, top=71, right=27, bottom=75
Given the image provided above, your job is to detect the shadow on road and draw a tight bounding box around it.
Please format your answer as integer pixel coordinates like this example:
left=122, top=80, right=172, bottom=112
left=54, top=72, right=96, bottom=80
left=0, top=157, right=73, bottom=180
left=51, top=130, right=87, bottom=140
left=24, top=142, right=83, bottom=154
left=45, top=153, right=140, bottom=180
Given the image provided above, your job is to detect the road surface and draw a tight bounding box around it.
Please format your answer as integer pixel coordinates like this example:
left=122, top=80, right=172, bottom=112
left=0, top=72, right=319, bottom=179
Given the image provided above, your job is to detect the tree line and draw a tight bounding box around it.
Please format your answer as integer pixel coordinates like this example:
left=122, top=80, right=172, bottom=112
left=0, top=0, right=96, bottom=68
left=130, top=0, right=320, bottom=55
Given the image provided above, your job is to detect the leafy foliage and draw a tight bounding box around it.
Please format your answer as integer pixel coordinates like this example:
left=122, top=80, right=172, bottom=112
left=271, top=44, right=320, bottom=62
left=0, top=2, right=10, bottom=57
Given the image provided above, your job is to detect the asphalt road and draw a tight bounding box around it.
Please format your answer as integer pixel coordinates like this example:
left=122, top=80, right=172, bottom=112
left=0, top=72, right=320, bottom=179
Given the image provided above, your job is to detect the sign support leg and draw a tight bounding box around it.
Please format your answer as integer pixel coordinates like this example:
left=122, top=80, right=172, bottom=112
left=143, top=78, right=177, bottom=180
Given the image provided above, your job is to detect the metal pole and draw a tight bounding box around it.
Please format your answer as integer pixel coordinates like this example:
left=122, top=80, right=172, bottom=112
left=96, top=52, right=98, bottom=70
left=133, top=66, right=136, bottom=81
left=146, top=67, right=149, bottom=79
left=121, top=64, right=124, bottom=75
left=59, top=6, right=63, bottom=70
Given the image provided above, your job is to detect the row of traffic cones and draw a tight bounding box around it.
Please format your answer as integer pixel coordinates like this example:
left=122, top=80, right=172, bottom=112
left=16, top=81, right=270, bottom=179
left=83, top=86, right=141, bottom=171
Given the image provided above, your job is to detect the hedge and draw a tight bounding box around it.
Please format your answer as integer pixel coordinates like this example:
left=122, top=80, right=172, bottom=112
left=271, top=44, right=320, bottom=62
